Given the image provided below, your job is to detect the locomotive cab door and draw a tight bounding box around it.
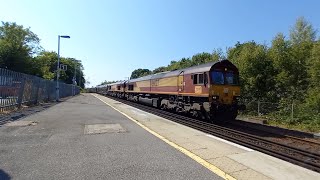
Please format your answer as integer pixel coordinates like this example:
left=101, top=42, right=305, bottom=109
left=178, top=71, right=184, bottom=93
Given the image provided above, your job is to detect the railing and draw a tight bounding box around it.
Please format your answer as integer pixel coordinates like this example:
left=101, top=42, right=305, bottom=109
left=0, top=68, right=79, bottom=113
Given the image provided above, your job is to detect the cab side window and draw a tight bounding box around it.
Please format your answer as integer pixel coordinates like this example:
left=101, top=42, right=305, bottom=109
left=192, top=74, right=198, bottom=84
left=198, top=74, right=204, bottom=84
left=192, top=73, right=205, bottom=85
left=128, top=84, right=134, bottom=90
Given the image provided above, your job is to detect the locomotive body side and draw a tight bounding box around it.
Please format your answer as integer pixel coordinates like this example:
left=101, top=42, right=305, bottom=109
left=99, top=59, right=244, bottom=121
left=124, top=62, right=215, bottom=119
left=107, top=81, right=126, bottom=98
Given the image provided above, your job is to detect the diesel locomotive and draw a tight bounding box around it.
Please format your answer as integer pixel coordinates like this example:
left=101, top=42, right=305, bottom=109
left=94, top=59, right=245, bottom=121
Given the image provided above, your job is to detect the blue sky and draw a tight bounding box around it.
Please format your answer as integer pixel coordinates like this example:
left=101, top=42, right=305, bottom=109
left=1, top=0, right=319, bottom=87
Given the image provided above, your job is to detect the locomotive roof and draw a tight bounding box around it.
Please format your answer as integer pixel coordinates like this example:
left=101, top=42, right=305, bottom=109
left=128, top=71, right=168, bottom=83
left=95, top=60, right=236, bottom=87
left=96, top=84, right=108, bottom=88
left=105, top=81, right=127, bottom=86
left=128, top=60, right=232, bottom=83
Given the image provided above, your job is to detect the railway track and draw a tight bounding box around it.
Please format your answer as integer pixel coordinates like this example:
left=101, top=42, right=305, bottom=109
left=102, top=94, right=320, bottom=173
left=224, top=121, right=320, bottom=154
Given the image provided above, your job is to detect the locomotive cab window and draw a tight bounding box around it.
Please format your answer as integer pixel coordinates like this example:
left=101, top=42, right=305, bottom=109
left=211, top=71, right=224, bottom=85
left=117, top=86, right=121, bottom=90
left=128, top=84, right=134, bottom=91
left=198, top=74, right=204, bottom=84
left=225, top=72, right=239, bottom=85
left=192, top=74, right=198, bottom=84
left=192, top=73, right=205, bottom=85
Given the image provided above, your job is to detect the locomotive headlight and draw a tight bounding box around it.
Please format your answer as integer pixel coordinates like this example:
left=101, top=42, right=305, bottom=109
left=212, top=96, right=219, bottom=100
left=233, top=96, right=240, bottom=101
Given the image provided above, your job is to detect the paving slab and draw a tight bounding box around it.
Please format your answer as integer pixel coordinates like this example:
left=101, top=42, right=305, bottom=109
left=94, top=94, right=320, bottom=180
left=0, top=94, right=222, bottom=180
left=229, top=151, right=319, bottom=180
left=230, top=168, right=272, bottom=180
left=207, top=157, right=248, bottom=174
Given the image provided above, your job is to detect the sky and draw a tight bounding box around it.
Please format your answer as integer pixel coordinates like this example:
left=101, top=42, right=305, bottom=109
left=1, top=0, right=320, bottom=87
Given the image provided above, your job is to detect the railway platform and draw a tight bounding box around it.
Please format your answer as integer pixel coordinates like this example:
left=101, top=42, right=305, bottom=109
left=0, top=93, right=319, bottom=180
left=0, top=93, right=221, bottom=180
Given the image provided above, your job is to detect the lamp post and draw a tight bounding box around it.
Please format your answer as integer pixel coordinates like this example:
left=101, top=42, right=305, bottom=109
left=56, top=35, right=70, bottom=101
left=72, top=59, right=79, bottom=96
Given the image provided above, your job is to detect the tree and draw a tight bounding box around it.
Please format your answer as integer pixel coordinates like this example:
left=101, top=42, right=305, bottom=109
left=287, top=17, right=316, bottom=101
left=31, top=51, right=86, bottom=88
left=167, top=60, right=180, bottom=71
left=99, top=80, right=118, bottom=85
left=153, top=66, right=167, bottom=73
left=308, top=41, right=320, bottom=87
left=0, top=22, right=41, bottom=73
left=228, top=41, right=276, bottom=101
left=0, top=21, right=86, bottom=89
left=212, top=48, right=225, bottom=61
left=58, top=57, right=85, bottom=88
left=303, top=41, right=320, bottom=114
left=268, top=33, right=293, bottom=100
left=130, top=68, right=151, bottom=79
left=191, top=52, right=211, bottom=65
left=290, top=17, right=316, bottom=44
left=32, top=51, right=57, bottom=80
left=178, top=57, right=192, bottom=69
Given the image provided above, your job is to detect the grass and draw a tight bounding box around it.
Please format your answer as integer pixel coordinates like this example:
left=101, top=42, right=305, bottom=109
left=238, top=114, right=320, bottom=133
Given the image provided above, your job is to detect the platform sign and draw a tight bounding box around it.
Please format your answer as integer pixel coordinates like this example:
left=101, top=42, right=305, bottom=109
left=60, top=64, right=67, bottom=71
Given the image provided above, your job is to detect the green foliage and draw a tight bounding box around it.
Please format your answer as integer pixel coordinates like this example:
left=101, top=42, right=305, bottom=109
left=0, top=22, right=41, bottom=73
left=153, top=66, right=167, bottom=74
left=290, top=17, right=316, bottom=44
left=191, top=52, right=212, bottom=65
left=308, top=41, right=320, bottom=87
left=0, top=21, right=86, bottom=88
left=228, top=41, right=276, bottom=101
left=100, top=80, right=118, bottom=85
left=130, top=68, right=151, bottom=79
left=32, top=51, right=57, bottom=79
left=303, top=41, right=320, bottom=117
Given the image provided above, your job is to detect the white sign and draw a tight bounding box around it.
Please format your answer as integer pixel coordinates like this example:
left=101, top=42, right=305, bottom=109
left=60, top=64, right=67, bottom=71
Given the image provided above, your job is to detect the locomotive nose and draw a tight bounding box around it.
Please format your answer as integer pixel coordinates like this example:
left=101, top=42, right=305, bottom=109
left=210, top=86, right=239, bottom=105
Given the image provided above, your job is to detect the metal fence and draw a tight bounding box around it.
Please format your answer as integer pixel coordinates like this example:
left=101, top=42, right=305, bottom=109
left=0, top=68, right=80, bottom=113
left=239, top=100, right=296, bottom=122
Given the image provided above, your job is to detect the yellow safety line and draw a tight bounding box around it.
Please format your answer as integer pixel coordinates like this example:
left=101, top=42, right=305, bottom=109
left=92, top=93, right=236, bottom=180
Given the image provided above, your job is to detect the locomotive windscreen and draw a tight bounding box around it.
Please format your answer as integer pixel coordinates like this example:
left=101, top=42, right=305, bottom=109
left=210, top=71, right=239, bottom=85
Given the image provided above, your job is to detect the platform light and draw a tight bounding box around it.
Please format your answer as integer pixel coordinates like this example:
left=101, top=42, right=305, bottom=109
left=56, top=35, right=71, bottom=101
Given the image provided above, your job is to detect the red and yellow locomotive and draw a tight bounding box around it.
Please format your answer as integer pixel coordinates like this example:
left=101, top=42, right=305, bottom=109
left=98, top=59, right=245, bottom=121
